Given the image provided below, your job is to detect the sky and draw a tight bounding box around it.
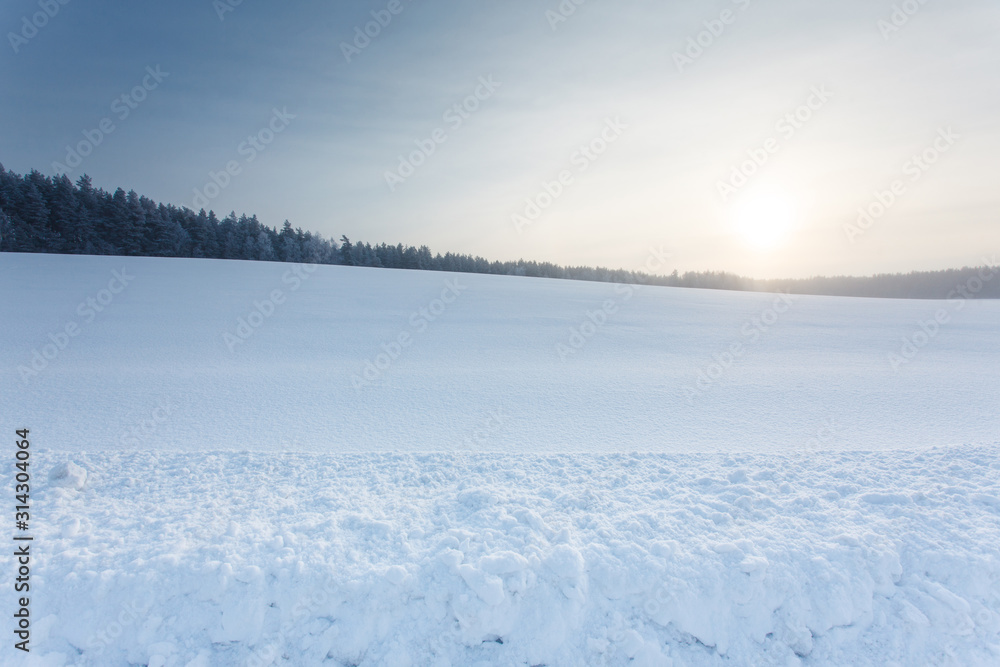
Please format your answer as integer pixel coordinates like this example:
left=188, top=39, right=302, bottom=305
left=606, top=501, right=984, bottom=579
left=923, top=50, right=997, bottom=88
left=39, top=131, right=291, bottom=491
left=1, top=0, right=997, bottom=279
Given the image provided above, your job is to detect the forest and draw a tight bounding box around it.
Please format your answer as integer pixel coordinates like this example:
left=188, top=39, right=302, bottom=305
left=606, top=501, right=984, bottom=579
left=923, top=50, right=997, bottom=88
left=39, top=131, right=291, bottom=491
left=1, top=165, right=996, bottom=299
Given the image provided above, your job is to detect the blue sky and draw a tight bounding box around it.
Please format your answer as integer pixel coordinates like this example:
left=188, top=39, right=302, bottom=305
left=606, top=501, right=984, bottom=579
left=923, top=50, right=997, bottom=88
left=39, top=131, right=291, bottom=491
left=1, top=0, right=997, bottom=277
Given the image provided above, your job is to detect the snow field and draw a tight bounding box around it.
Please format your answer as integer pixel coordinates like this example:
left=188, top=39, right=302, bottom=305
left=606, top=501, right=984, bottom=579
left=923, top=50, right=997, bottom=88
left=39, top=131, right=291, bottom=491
left=2, top=253, right=999, bottom=453
left=3, top=446, right=999, bottom=666
left=2, top=253, right=999, bottom=665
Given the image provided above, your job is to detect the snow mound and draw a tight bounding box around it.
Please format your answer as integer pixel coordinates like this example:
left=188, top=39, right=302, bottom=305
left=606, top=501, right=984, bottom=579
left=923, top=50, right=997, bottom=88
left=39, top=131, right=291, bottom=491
left=48, top=461, right=87, bottom=490
left=3, top=446, right=999, bottom=666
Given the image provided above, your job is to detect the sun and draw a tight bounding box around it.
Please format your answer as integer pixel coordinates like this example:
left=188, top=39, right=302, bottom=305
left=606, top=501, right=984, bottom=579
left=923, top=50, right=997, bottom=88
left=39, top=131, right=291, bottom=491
left=731, top=190, right=797, bottom=251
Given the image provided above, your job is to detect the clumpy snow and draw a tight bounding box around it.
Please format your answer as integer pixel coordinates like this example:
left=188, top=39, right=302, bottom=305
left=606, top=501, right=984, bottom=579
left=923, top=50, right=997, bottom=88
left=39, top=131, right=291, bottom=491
left=47, top=462, right=87, bottom=491
left=1, top=253, right=999, bottom=665
left=5, top=447, right=1000, bottom=666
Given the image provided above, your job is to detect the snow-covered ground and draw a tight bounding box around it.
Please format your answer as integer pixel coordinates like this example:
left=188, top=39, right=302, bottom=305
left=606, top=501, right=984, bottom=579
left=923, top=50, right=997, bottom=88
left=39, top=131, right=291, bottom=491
left=6, top=447, right=1000, bottom=667
left=1, top=253, right=998, bottom=666
left=2, top=253, right=998, bottom=453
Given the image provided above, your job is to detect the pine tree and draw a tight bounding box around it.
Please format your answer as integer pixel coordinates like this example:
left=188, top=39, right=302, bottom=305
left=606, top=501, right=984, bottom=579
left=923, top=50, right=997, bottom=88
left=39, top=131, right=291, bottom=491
left=256, top=229, right=275, bottom=261
left=15, top=175, right=55, bottom=251
left=0, top=208, right=12, bottom=250
left=339, top=235, right=354, bottom=265
left=279, top=220, right=302, bottom=262
left=49, top=174, right=85, bottom=252
left=121, top=190, right=145, bottom=255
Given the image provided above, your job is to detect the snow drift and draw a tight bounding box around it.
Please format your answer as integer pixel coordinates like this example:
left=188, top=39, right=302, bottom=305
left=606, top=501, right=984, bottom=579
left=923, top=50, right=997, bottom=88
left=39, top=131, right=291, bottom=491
left=6, top=447, right=1000, bottom=666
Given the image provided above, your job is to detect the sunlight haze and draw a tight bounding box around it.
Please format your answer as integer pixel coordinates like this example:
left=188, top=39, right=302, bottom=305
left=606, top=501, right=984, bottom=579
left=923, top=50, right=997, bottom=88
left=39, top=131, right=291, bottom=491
left=2, top=0, right=996, bottom=278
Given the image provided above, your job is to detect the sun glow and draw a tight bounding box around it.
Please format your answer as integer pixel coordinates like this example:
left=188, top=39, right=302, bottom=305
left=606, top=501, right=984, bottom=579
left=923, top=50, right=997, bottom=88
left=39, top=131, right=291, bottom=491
left=731, top=190, right=797, bottom=251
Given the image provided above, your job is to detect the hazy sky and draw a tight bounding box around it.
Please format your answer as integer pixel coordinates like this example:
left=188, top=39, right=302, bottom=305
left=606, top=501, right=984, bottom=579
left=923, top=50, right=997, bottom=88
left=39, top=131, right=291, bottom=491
left=2, top=0, right=997, bottom=278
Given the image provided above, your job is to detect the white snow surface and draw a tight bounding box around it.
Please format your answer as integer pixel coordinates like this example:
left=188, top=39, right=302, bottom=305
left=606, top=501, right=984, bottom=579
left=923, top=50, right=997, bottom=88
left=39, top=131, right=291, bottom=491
left=3, top=448, right=1000, bottom=666
left=1, top=253, right=999, bottom=665
left=2, top=253, right=998, bottom=453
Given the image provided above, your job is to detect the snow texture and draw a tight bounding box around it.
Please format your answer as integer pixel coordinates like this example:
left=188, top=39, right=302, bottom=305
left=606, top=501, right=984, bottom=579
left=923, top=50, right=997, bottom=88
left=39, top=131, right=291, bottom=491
left=1, top=253, right=998, bottom=665
left=2, top=448, right=999, bottom=666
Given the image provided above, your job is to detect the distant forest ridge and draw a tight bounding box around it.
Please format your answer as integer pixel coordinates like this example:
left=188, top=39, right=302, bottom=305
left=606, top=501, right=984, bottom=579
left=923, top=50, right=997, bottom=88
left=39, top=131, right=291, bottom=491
left=0, top=165, right=996, bottom=299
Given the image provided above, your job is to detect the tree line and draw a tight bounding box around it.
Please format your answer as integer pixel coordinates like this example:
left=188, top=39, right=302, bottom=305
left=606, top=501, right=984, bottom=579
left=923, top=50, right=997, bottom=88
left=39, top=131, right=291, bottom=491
left=1, top=165, right=996, bottom=299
